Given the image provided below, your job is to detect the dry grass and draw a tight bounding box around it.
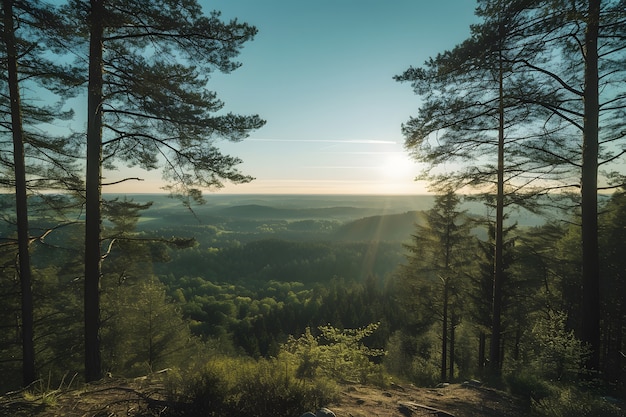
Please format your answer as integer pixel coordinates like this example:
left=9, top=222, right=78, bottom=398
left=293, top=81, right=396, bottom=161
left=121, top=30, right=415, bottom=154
left=0, top=376, right=528, bottom=417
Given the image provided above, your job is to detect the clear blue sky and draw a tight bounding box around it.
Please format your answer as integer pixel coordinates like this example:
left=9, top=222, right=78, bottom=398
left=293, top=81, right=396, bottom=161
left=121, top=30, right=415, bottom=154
left=110, top=1, right=479, bottom=195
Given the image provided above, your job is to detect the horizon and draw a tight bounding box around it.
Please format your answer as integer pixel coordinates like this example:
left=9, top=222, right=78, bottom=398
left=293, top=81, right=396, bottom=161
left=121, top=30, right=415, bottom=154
left=98, top=1, right=479, bottom=195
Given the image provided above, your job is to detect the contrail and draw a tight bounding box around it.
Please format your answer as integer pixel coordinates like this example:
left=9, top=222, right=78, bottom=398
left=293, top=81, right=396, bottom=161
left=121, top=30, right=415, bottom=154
left=247, top=138, right=398, bottom=144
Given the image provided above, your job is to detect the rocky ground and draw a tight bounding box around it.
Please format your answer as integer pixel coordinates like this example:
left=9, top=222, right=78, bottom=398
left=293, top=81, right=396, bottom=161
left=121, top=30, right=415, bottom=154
left=0, top=376, right=529, bottom=417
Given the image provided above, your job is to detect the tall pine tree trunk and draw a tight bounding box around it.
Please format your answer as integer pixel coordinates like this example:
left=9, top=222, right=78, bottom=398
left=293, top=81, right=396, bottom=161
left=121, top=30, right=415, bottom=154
left=580, top=0, right=600, bottom=375
left=441, top=279, right=448, bottom=382
left=2, top=0, right=36, bottom=386
left=478, top=332, right=486, bottom=373
left=490, top=25, right=505, bottom=375
left=449, top=312, right=455, bottom=381
left=84, top=0, right=105, bottom=382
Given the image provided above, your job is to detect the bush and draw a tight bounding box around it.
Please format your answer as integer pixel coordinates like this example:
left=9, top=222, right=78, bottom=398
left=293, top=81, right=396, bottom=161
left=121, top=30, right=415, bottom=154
left=505, top=370, right=554, bottom=409
left=165, top=355, right=337, bottom=417
left=525, top=310, right=590, bottom=382
left=534, top=386, right=626, bottom=417
left=384, top=330, right=439, bottom=386
left=281, top=323, right=389, bottom=386
left=234, top=358, right=336, bottom=417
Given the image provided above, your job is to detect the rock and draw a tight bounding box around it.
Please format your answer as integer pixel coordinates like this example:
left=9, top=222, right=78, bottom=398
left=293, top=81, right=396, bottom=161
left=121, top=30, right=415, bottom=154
left=299, top=413, right=316, bottom=417
left=316, top=407, right=336, bottom=417
left=462, top=379, right=482, bottom=387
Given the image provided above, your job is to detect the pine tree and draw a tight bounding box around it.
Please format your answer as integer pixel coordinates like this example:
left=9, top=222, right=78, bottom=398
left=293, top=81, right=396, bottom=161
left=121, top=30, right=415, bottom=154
left=58, top=0, right=264, bottom=381
left=397, top=0, right=626, bottom=376
left=400, top=190, right=473, bottom=381
left=1, top=0, right=82, bottom=386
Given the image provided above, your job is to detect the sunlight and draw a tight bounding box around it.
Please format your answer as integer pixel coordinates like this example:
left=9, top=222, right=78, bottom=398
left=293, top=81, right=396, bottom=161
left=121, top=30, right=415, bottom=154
left=379, top=152, right=416, bottom=180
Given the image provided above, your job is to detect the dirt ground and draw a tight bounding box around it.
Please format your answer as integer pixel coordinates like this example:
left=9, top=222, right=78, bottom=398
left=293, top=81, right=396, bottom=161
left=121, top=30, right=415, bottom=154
left=0, top=376, right=528, bottom=417
left=328, top=382, right=527, bottom=417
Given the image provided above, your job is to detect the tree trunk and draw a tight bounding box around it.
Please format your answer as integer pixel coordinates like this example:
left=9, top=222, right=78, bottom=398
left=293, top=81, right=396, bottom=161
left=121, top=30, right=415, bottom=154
left=84, top=0, right=105, bottom=382
left=490, top=26, right=505, bottom=376
left=441, top=280, right=448, bottom=382
left=580, top=0, right=600, bottom=375
left=449, top=312, right=455, bottom=381
left=2, top=0, right=36, bottom=386
left=478, top=332, right=486, bottom=373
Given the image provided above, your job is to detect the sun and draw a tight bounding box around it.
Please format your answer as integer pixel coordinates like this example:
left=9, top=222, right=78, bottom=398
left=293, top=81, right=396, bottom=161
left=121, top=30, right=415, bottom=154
left=379, top=152, right=416, bottom=180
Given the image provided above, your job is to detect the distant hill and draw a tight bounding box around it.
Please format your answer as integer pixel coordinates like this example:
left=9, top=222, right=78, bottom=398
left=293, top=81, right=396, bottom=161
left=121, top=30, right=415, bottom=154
left=335, top=211, right=427, bottom=242
left=214, top=204, right=379, bottom=220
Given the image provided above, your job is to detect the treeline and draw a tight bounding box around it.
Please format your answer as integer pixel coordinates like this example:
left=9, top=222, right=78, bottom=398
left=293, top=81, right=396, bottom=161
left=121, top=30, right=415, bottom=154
left=156, top=239, right=404, bottom=285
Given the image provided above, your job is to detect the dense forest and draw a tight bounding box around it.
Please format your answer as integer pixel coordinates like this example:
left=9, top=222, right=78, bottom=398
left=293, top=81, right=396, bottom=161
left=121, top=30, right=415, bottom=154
left=1, top=1, right=625, bottom=416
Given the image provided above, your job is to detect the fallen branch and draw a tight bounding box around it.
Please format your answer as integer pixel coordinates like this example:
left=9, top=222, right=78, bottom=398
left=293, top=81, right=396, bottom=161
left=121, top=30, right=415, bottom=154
left=398, top=401, right=456, bottom=417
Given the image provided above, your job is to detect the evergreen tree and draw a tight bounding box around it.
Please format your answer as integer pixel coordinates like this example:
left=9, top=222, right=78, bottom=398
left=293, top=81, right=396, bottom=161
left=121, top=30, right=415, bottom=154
left=400, top=190, right=473, bottom=381
left=2, top=0, right=35, bottom=386
left=0, top=0, right=81, bottom=387
left=598, top=190, right=626, bottom=382
left=397, top=0, right=626, bottom=375
left=58, top=0, right=265, bottom=381
left=394, top=0, right=563, bottom=374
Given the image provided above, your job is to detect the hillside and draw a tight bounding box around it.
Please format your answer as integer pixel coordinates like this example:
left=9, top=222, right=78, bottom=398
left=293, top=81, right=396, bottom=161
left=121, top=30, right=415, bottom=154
left=215, top=204, right=378, bottom=221
left=335, top=211, right=426, bottom=242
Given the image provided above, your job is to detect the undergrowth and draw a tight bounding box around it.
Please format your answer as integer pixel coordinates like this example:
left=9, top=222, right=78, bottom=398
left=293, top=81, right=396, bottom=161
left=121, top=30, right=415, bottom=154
left=164, top=323, right=387, bottom=416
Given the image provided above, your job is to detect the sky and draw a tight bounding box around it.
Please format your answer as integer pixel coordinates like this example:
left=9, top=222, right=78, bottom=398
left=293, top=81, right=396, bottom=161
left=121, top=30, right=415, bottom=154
left=109, top=1, right=479, bottom=195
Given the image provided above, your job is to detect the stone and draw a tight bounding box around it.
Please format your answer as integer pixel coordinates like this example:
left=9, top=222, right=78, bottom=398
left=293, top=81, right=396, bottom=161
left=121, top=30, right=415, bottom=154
left=299, top=413, right=316, bottom=417
left=316, top=407, right=336, bottom=417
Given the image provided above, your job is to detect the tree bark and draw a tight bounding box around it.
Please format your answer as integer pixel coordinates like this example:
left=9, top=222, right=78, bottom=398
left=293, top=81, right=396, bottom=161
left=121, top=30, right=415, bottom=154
left=449, top=312, right=455, bottom=381
left=441, top=280, right=448, bottom=382
left=580, top=0, right=600, bottom=375
left=2, top=0, right=36, bottom=386
left=490, top=25, right=505, bottom=375
left=478, top=332, right=486, bottom=373
left=84, top=0, right=105, bottom=382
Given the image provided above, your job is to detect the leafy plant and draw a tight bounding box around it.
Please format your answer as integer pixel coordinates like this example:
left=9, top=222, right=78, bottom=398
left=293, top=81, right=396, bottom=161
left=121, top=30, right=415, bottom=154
left=281, top=323, right=388, bottom=385
left=528, top=310, right=590, bottom=382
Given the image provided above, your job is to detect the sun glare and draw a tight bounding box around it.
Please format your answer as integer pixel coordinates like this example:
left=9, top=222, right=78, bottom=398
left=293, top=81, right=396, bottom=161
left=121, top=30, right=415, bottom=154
left=379, top=152, right=416, bottom=180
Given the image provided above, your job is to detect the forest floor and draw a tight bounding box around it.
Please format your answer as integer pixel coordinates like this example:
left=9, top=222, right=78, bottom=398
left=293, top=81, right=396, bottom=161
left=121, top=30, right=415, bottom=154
left=0, top=374, right=530, bottom=417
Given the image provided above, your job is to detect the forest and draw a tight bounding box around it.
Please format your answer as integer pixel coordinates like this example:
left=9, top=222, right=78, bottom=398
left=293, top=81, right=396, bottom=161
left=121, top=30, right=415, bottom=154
left=1, top=1, right=625, bottom=417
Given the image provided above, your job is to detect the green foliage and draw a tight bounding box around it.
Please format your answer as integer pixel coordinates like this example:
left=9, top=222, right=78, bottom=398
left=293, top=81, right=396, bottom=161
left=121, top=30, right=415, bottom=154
left=101, top=278, right=199, bottom=376
left=505, top=311, right=599, bottom=411
left=505, top=370, right=555, bottom=409
left=534, top=386, right=626, bottom=417
left=165, top=355, right=337, bottom=417
left=525, top=310, right=590, bottom=382
left=281, top=323, right=388, bottom=386
left=159, top=238, right=404, bottom=286
left=384, top=330, right=440, bottom=386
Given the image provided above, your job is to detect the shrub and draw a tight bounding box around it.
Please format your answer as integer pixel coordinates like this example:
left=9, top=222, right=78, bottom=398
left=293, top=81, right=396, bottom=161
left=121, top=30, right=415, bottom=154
left=534, top=386, right=626, bottom=417
left=281, top=323, right=389, bottom=386
left=505, top=370, right=554, bottom=409
left=165, top=355, right=337, bottom=417
left=384, top=330, right=439, bottom=386
left=234, top=358, right=336, bottom=417
left=526, top=310, right=590, bottom=382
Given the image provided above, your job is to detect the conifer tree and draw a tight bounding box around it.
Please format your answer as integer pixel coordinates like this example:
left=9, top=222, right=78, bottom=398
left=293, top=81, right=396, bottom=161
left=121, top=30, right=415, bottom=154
left=400, top=190, right=473, bottom=381
left=59, top=0, right=264, bottom=381
left=1, top=0, right=81, bottom=386
left=397, top=0, right=626, bottom=376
